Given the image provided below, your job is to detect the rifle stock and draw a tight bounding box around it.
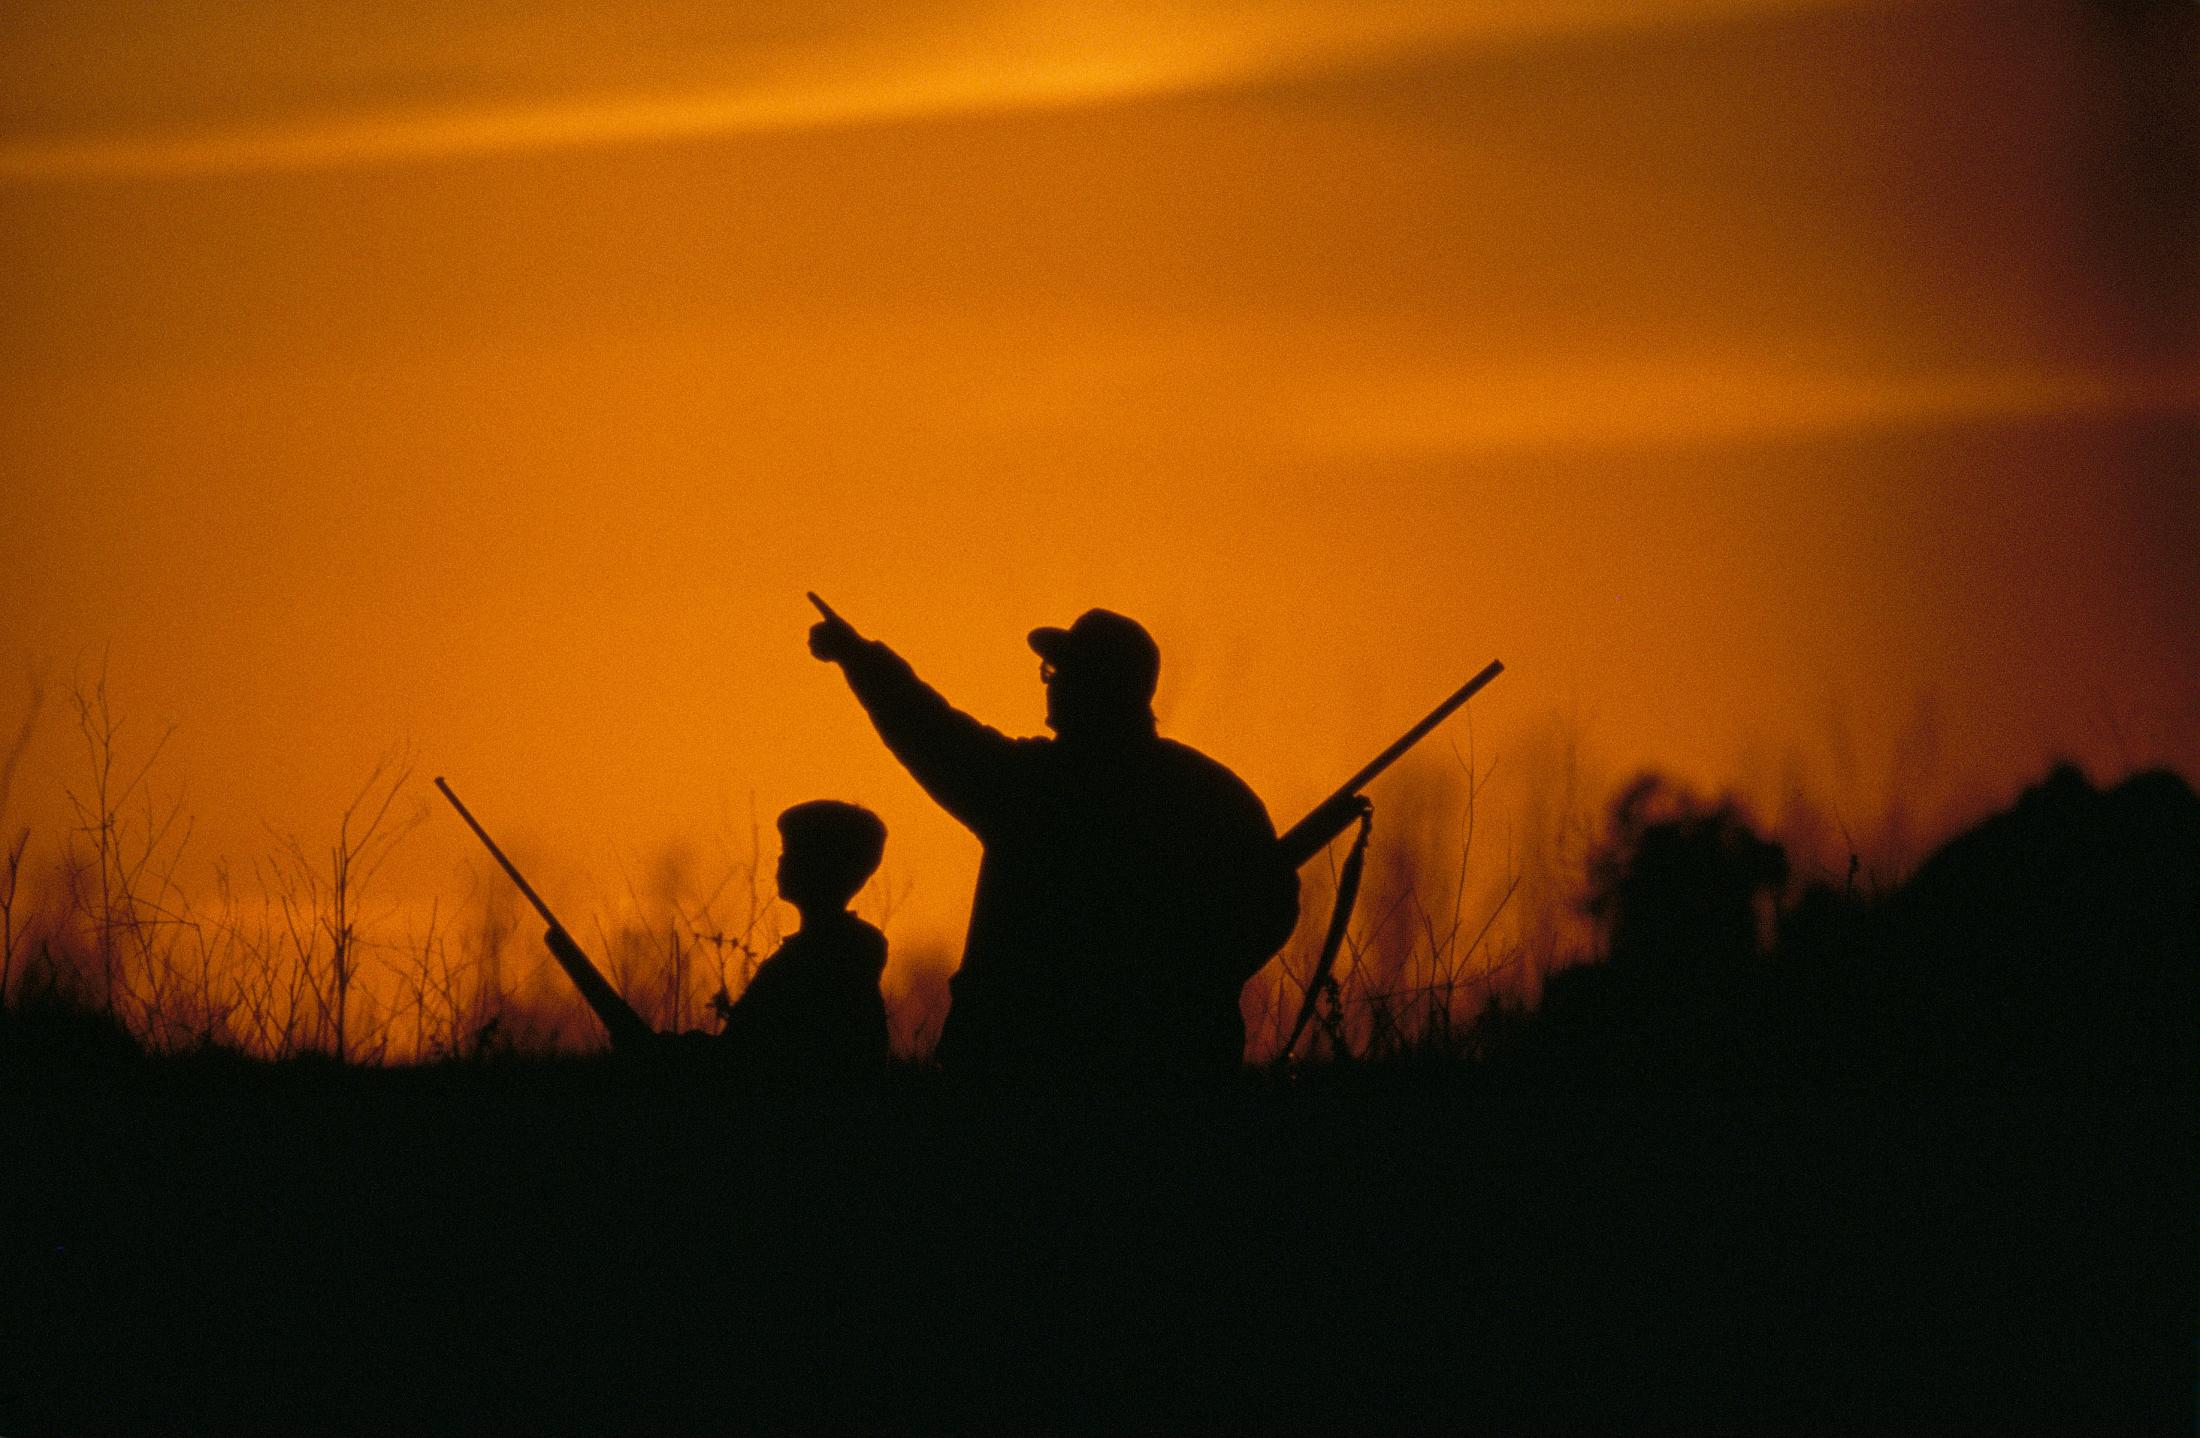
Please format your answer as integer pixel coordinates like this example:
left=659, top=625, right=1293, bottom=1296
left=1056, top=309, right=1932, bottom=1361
left=434, top=777, right=657, bottom=1052
left=1277, top=659, right=1503, bottom=870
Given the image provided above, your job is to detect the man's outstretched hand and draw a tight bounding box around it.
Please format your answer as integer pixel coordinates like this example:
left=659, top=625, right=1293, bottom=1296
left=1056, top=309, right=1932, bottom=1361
left=807, top=591, right=867, bottom=665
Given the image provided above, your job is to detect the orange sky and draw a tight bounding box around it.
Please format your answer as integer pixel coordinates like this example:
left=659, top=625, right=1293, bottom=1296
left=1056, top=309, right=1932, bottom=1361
left=2, top=0, right=2194, bottom=986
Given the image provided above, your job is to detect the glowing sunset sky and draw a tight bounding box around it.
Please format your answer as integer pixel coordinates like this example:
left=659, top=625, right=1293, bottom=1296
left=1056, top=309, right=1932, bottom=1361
left=2, top=0, right=2193, bottom=979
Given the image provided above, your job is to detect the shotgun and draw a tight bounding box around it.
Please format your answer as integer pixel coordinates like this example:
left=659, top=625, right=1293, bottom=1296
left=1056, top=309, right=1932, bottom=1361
left=433, top=776, right=657, bottom=1053
left=1274, top=659, right=1504, bottom=1058
left=1276, top=659, right=1504, bottom=870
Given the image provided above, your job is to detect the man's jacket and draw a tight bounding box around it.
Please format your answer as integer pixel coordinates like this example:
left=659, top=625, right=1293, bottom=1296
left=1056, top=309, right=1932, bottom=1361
left=839, top=640, right=1299, bottom=1076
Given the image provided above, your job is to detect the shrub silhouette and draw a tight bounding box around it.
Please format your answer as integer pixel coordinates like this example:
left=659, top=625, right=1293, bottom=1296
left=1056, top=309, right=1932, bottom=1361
left=1879, top=763, right=2199, bottom=1073
left=1585, top=774, right=1788, bottom=976
left=1530, top=775, right=1788, bottom=1068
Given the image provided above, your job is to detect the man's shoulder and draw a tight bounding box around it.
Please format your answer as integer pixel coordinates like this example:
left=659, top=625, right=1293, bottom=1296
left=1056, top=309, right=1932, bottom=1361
left=975, top=732, right=1056, bottom=778
left=1153, top=737, right=1273, bottom=820
left=1154, top=735, right=1250, bottom=782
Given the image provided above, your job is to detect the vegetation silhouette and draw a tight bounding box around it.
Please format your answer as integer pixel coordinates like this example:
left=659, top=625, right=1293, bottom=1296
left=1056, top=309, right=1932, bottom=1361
left=2, top=761, right=2192, bottom=1432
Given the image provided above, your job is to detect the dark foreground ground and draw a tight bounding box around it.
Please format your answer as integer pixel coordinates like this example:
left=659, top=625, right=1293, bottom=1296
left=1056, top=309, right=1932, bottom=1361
left=1, top=1033, right=2188, bottom=1436
left=3, top=765, right=2193, bottom=1434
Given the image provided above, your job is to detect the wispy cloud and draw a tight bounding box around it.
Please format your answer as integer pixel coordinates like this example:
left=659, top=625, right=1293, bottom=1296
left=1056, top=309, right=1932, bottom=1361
left=0, top=0, right=1854, bottom=180
left=1297, top=361, right=2200, bottom=457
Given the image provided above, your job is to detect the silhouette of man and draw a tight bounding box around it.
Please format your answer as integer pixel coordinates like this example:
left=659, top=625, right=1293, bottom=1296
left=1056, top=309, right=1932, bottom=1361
left=808, top=596, right=1298, bottom=1078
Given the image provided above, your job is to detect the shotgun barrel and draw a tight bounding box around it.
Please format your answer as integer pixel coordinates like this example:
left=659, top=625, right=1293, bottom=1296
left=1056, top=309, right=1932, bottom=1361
left=433, top=776, right=656, bottom=1052
left=1276, top=659, right=1504, bottom=870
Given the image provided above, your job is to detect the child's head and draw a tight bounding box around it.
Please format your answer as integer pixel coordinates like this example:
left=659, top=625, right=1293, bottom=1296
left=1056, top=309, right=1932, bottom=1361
left=775, top=800, right=887, bottom=913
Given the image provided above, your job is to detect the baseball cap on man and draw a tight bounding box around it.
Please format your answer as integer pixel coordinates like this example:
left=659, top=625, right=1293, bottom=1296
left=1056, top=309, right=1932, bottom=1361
left=1027, top=609, right=1161, bottom=703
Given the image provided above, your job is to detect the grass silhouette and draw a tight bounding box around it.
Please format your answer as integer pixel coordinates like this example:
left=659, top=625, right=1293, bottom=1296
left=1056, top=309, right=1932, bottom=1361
left=1, top=671, right=2192, bottom=1431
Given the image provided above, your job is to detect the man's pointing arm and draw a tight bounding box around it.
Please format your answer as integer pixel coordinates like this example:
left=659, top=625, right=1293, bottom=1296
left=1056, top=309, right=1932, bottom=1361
left=807, top=593, right=1015, bottom=831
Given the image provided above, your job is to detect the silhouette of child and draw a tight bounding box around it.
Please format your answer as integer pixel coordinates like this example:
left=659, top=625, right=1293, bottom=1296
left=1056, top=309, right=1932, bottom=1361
left=717, top=800, right=891, bottom=1081
left=544, top=800, right=890, bottom=1080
